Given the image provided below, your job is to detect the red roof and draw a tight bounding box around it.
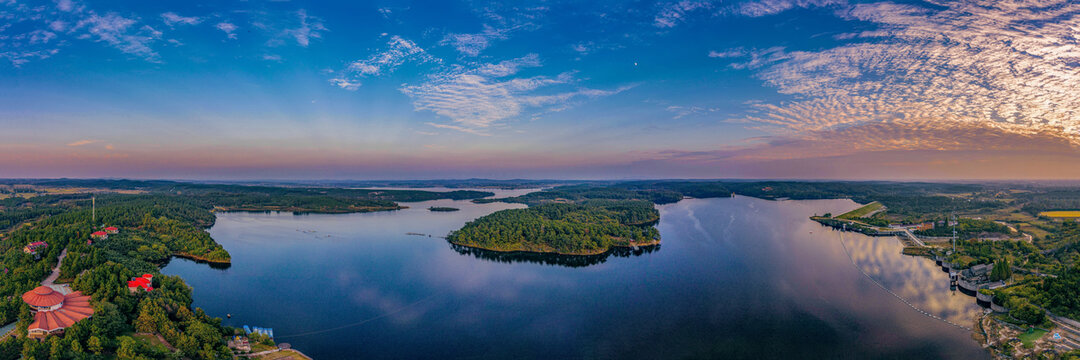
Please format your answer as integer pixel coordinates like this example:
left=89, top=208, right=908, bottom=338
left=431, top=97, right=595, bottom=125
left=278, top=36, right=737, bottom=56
left=104, top=226, right=118, bottom=231
left=27, top=241, right=47, bottom=247
left=27, top=291, right=94, bottom=332
left=22, top=286, right=65, bottom=308
left=128, top=277, right=153, bottom=291
left=91, top=231, right=108, bottom=237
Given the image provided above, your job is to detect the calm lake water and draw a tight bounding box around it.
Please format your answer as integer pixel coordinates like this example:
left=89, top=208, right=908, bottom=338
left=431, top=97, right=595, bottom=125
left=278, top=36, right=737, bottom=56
left=163, top=194, right=988, bottom=359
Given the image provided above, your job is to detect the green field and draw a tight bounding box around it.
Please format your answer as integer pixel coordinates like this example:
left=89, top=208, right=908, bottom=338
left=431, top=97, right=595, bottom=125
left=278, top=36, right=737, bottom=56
left=837, top=201, right=884, bottom=220
left=1018, top=327, right=1048, bottom=348
left=1039, top=211, right=1080, bottom=218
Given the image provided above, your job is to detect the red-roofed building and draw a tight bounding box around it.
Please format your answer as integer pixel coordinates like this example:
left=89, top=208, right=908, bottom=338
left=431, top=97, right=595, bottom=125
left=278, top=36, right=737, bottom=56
left=104, top=226, right=119, bottom=234
left=90, top=231, right=108, bottom=240
left=22, top=286, right=94, bottom=339
left=22, top=241, right=48, bottom=255
left=128, top=274, right=154, bottom=293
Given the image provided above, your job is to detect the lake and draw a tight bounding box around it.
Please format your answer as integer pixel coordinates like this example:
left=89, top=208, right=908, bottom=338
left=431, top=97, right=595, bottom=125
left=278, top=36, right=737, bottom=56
left=163, top=193, right=988, bottom=359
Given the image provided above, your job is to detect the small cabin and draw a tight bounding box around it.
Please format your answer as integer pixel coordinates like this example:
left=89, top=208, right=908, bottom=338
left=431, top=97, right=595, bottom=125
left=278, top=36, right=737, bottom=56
left=90, top=231, right=108, bottom=240
left=104, top=226, right=119, bottom=234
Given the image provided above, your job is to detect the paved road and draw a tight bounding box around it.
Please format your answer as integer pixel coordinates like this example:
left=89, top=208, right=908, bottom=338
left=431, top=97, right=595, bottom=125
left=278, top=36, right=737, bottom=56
left=0, top=322, right=16, bottom=339
left=237, top=348, right=312, bottom=359
left=42, top=248, right=71, bottom=294
left=238, top=349, right=281, bottom=358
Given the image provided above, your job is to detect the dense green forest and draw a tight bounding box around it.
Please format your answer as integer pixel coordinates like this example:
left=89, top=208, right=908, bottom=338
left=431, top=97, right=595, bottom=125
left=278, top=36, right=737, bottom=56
left=0, top=194, right=237, bottom=359
left=992, top=265, right=1080, bottom=325
left=448, top=200, right=660, bottom=255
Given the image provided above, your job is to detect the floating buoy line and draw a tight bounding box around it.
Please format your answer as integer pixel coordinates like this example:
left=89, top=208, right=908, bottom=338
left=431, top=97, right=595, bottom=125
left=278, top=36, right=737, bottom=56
left=836, top=231, right=973, bottom=331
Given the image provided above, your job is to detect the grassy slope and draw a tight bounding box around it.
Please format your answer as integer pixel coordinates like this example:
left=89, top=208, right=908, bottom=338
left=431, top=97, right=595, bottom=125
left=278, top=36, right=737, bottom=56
left=837, top=201, right=884, bottom=220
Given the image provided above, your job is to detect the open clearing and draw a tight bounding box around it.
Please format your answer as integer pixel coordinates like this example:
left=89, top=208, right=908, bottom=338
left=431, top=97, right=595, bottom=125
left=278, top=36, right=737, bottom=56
left=1018, top=327, right=1048, bottom=348
left=1039, top=211, right=1080, bottom=218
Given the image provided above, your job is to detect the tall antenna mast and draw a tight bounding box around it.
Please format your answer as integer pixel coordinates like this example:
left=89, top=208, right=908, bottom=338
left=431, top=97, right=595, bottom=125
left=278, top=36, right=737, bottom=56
left=951, top=213, right=956, bottom=252
left=92, top=195, right=96, bottom=225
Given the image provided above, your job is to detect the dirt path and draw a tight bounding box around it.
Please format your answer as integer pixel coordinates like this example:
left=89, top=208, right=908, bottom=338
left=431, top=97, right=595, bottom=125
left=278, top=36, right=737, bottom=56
left=135, top=332, right=177, bottom=351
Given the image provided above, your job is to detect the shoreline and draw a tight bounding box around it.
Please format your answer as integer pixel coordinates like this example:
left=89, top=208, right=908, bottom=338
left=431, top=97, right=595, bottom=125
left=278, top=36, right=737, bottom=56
left=172, top=252, right=231, bottom=264
left=448, top=239, right=661, bottom=256
left=214, top=205, right=404, bottom=214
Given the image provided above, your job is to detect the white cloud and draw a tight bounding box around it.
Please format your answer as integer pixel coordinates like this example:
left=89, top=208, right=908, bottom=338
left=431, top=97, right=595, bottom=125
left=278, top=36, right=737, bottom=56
left=353, top=36, right=435, bottom=75
left=282, top=9, right=326, bottom=47
left=329, top=77, right=362, bottom=91
left=400, top=54, right=628, bottom=133
left=48, top=20, right=66, bottom=32
left=56, top=0, right=75, bottom=12
left=75, top=13, right=161, bottom=60
left=667, top=105, right=720, bottom=119
left=739, top=0, right=1080, bottom=149
left=66, top=139, right=100, bottom=147
left=160, top=12, right=201, bottom=26
left=425, top=122, right=492, bottom=136
left=734, top=0, right=844, bottom=17
left=726, top=46, right=789, bottom=69
left=0, top=0, right=167, bottom=64
left=0, top=49, right=59, bottom=66
left=23, top=29, right=57, bottom=45
left=707, top=49, right=745, bottom=58
left=469, top=1, right=548, bottom=28
left=654, top=1, right=714, bottom=28
left=572, top=42, right=591, bottom=54
left=328, top=35, right=438, bottom=90
left=216, top=22, right=238, bottom=39
left=442, top=25, right=509, bottom=57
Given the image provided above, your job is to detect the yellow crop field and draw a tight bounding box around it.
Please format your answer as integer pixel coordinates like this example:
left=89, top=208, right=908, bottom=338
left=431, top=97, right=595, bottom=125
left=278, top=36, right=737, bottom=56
left=1039, top=211, right=1080, bottom=218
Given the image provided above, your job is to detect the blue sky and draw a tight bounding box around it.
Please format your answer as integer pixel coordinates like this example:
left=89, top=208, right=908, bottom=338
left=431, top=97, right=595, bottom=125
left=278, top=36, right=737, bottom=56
left=2, top=0, right=1079, bottom=180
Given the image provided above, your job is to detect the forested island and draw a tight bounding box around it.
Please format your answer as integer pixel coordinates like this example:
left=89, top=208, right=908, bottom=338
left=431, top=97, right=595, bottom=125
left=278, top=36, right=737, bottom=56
left=428, top=207, right=460, bottom=212
left=448, top=200, right=660, bottom=255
